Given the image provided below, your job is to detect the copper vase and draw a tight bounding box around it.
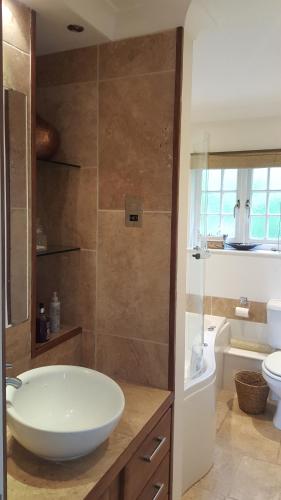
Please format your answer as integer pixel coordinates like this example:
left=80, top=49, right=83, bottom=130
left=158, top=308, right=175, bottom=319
left=36, top=115, right=60, bottom=160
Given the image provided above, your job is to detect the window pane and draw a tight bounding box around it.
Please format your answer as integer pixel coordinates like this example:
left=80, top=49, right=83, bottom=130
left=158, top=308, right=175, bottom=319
left=206, top=215, right=220, bottom=236
left=200, top=215, right=206, bottom=235
left=201, top=170, right=208, bottom=191
left=252, top=168, right=268, bottom=190
left=268, top=192, right=281, bottom=214
left=221, top=216, right=235, bottom=237
left=223, top=169, right=237, bottom=190
left=222, top=192, right=236, bottom=214
left=269, top=167, right=281, bottom=190
left=207, top=170, right=221, bottom=191
left=207, top=193, right=220, bottom=213
left=200, top=192, right=208, bottom=213
left=250, top=217, right=266, bottom=239
left=252, top=192, right=267, bottom=215
left=268, top=217, right=281, bottom=239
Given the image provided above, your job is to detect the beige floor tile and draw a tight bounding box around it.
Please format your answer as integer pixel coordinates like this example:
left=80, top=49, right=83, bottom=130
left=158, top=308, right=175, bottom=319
left=277, top=444, right=281, bottom=464
left=197, top=443, right=241, bottom=497
left=231, top=394, right=276, bottom=423
left=230, top=456, right=281, bottom=500
left=216, top=400, right=230, bottom=431
left=182, top=483, right=225, bottom=500
left=217, top=408, right=281, bottom=463
left=217, top=389, right=234, bottom=404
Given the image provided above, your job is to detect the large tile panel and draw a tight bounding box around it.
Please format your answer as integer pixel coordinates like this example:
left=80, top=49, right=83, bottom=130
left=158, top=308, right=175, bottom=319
left=37, top=46, right=97, bottom=87
left=97, top=211, right=171, bottom=343
left=3, top=43, right=30, bottom=95
left=99, top=30, right=176, bottom=80
left=3, top=0, right=31, bottom=53
left=32, top=335, right=82, bottom=368
left=99, top=72, right=174, bottom=210
left=96, top=334, right=168, bottom=389
left=37, top=81, right=97, bottom=166
left=37, top=166, right=97, bottom=250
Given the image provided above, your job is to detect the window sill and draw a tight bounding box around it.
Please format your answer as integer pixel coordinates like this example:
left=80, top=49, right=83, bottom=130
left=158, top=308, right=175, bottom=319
left=208, top=249, right=281, bottom=258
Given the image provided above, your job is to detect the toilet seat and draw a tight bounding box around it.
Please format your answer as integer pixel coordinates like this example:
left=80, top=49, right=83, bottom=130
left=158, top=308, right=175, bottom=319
left=263, top=352, right=281, bottom=378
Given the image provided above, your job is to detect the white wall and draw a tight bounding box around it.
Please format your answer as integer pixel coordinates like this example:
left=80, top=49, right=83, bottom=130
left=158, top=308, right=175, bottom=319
left=192, top=116, right=281, bottom=152
left=205, top=251, right=281, bottom=302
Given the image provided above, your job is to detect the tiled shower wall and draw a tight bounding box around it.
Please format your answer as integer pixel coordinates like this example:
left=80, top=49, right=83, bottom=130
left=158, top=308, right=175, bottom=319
left=37, top=30, right=177, bottom=389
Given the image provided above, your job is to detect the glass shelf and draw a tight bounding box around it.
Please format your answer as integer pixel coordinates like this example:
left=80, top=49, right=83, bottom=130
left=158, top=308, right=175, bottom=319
left=37, top=245, right=80, bottom=257
left=37, top=159, right=81, bottom=169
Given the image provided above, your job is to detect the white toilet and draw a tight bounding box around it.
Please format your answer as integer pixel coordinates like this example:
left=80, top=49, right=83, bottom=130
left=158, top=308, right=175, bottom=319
left=262, top=299, right=281, bottom=429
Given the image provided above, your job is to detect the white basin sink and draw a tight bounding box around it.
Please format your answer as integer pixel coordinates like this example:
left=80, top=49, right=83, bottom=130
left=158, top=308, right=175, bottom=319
left=6, top=365, right=125, bottom=461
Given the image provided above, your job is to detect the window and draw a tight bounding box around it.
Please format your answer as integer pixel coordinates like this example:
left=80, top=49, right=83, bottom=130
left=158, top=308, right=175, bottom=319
left=200, top=169, right=238, bottom=238
left=192, top=166, right=281, bottom=246
left=249, top=167, right=281, bottom=241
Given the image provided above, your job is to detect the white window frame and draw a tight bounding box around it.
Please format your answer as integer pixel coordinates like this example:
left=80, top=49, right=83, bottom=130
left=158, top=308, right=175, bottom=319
left=191, top=167, right=281, bottom=247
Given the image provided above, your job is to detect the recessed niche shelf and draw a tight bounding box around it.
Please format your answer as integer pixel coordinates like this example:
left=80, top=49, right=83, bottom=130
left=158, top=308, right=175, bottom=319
left=34, top=325, right=82, bottom=357
left=37, top=159, right=81, bottom=169
left=37, top=245, right=80, bottom=257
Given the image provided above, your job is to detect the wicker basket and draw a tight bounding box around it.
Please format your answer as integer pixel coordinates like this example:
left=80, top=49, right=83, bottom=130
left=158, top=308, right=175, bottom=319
left=235, top=371, right=269, bottom=415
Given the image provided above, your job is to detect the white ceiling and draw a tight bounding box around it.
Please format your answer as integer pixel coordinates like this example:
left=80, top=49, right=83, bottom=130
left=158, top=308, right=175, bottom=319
left=21, top=0, right=191, bottom=55
left=190, top=0, right=281, bottom=123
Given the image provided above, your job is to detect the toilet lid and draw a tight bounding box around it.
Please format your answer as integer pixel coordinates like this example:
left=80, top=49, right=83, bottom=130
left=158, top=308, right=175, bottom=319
left=264, top=351, right=281, bottom=377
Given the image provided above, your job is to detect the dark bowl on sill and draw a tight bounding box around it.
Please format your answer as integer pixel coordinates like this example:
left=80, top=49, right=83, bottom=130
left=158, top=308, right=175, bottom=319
left=225, top=242, right=261, bottom=251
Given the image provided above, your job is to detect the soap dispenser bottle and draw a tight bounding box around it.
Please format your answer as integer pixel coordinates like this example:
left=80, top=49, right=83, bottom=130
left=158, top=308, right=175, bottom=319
left=50, top=291, right=61, bottom=333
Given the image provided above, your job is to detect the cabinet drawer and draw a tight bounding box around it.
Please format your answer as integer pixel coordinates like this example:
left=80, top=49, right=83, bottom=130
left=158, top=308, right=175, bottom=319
left=137, top=453, right=170, bottom=500
left=123, top=408, right=171, bottom=500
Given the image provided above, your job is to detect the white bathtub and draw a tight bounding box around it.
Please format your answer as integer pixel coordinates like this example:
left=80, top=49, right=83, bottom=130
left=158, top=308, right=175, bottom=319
left=182, top=313, right=230, bottom=494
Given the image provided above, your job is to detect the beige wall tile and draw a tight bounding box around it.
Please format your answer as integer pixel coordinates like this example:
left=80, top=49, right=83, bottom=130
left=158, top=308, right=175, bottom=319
left=37, top=252, right=81, bottom=326
left=3, top=43, right=30, bottom=95
left=79, top=250, right=96, bottom=331
left=186, top=293, right=204, bottom=314
left=97, top=211, right=171, bottom=343
left=6, top=321, right=31, bottom=376
left=77, top=168, right=97, bottom=250
left=96, top=335, right=168, bottom=389
left=37, top=165, right=80, bottom=248
left=211, top=296, right=267, bottom=323
left=99, top=30, right=176, bottom=80
left=31, top=335, right=82, bottom=368
left=10, top=209, right=28, bottom=324
left=37, top=81, right=97, bottom=166
left=99, top=72, right=174, bottom=210
left=8, top=89, right=28, bottom=209
left=37, top=46, right=97, bottom=87
left=3, top=0, right=31, bottom=53
left=38, top=166, right=97, bottom=250
left=81, top=330, right=95, bottom=368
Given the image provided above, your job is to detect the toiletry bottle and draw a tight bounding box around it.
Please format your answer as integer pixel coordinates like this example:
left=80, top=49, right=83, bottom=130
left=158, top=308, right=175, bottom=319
left=50, top=291, right=61, bottom=333
left=36, top=303, right=49, bottom=343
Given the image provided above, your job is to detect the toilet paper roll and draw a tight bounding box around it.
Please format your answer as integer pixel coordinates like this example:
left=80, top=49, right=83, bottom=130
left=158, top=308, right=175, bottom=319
left=235, top=306, right=249, bottom=318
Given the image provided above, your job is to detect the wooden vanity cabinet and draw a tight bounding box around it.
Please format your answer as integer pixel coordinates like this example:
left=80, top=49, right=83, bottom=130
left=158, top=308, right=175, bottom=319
left=97, top=407, right=172, bottom=500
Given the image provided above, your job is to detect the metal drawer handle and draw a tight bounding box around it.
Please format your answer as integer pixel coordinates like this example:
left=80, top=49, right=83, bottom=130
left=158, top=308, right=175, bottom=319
left=142, top=436, right=167, bottom=462
left=152, top=482, right=165, bottom=500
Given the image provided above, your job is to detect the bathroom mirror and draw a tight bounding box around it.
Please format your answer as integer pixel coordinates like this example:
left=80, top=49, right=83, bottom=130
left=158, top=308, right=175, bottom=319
left=4, top=89, right=28, bottom=326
